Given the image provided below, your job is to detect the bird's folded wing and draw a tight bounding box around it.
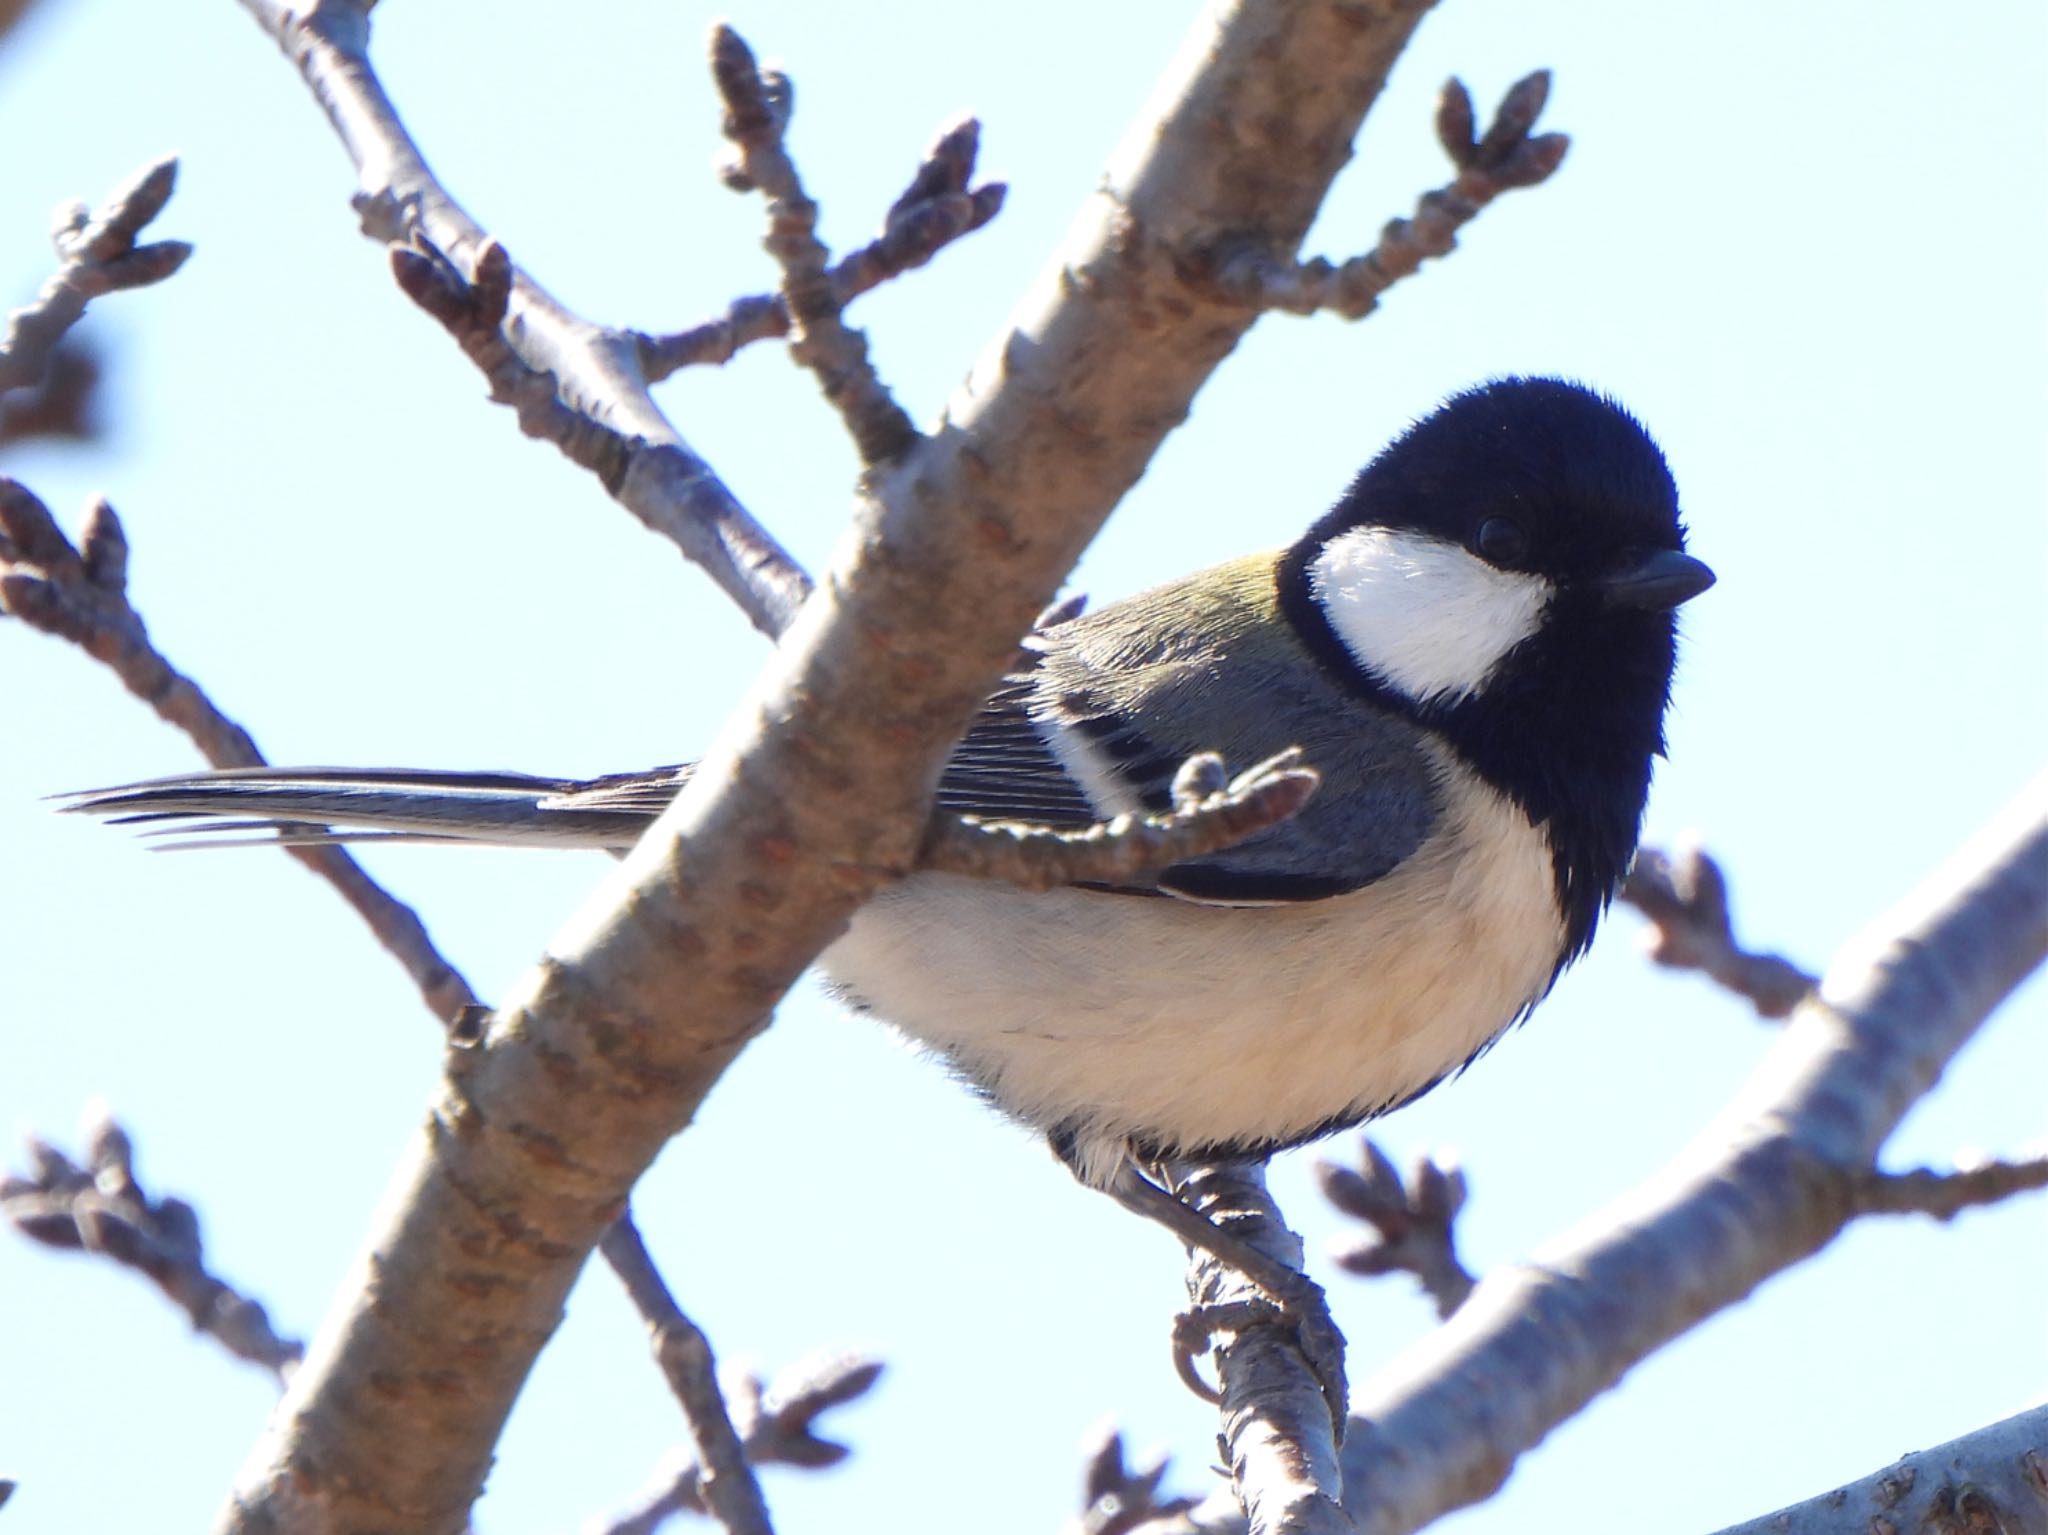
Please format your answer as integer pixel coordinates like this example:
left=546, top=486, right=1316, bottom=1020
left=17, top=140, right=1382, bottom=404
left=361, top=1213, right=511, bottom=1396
left=936, top=646, right=1441, bottom=908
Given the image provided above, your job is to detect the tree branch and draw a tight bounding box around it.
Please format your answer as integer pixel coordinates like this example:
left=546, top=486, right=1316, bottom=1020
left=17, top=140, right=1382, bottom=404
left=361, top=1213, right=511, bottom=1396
left=1703, top=1399, right=2048, bottom=1535
left=1623, top=844, right=1816, bottom=1019
left=598, top=1215, right=774, bottom=1535
left=235, top=0, right=811, bottom=638
left=1214, top=72, right=1565, bottom=319
left=2, top=1108, right=302, bottom=1380
left=636, top=119, right=1005, bottom=380
left=218, top=3, right=1468, bottom=1527
left=710, top=25, right=918, bottom=465
left=0, top=337, right=101, bottom=445
left=0, top=480, right=477, bottom=1023
left=1063, top=1424, right=1201, bottom=1535
left=1336, top=773, right=2048, bottom=1534
left=0, top=156, right=191, bottom=394
left=1175, top=1164, right=1351, bottom=1535
left=594, top=1354, right=882, bottom=1535
left=7, top=482, right=731, bottom=1453
left=1850, top=1152, right=2048, bottom=1222
left=1316, top=1139, right=1474, bottom=1319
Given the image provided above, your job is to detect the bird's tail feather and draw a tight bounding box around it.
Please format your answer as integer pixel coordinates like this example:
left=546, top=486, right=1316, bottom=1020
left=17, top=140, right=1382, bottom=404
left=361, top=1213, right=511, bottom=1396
left=54, top=764, right=686, bottom=852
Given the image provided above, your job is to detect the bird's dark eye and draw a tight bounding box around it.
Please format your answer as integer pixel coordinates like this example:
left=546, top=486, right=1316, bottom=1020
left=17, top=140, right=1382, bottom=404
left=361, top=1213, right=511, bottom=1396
left=1474, top=516, right=1530, bottom=567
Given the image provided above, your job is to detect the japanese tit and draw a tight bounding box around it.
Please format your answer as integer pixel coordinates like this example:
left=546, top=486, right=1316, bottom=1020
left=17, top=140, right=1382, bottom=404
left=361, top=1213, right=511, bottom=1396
left=64, top=377, right=1712, bottom=1192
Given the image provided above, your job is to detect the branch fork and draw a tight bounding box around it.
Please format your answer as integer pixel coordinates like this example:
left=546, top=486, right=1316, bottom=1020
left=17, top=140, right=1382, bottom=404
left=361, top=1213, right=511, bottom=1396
left=1215, top=71, right=1569, bottom=320
left=637, top=117, right=1006, bottom=381
left=2, top=1107, right=302, bottom=1379
left=709, top=25, right=919, bottom=465
left=0, top=156, right=191, bottom=397
left=1316, top=1139, right=1475, bottom=1319
left=1623, top=843, right=1816, bottom=1018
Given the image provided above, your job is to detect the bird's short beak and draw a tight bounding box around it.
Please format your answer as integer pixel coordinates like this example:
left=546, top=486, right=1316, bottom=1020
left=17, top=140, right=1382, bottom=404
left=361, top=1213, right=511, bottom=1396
left=1599, top=550, right=1716, bottom=611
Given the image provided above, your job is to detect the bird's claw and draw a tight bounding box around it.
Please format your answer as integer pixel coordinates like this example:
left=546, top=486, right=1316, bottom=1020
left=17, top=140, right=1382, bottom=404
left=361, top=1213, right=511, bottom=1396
left=1171, top=1275, right=1349, bottom=1435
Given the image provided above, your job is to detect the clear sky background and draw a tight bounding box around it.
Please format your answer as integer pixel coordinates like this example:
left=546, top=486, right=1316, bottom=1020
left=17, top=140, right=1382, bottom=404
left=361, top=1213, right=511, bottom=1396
left=0, top=3, right=2042, bottom=1532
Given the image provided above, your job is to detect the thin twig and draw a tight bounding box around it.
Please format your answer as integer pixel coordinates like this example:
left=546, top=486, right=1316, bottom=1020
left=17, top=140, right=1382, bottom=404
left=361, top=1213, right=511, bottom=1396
left=919, top=749, right=1319, bottom=891
left=1215, top=72, right=1568, bottom=319
left=639, top=118, right=1004, bottom=379
left=599, top=1216, right=774, bottom=1535
left=1623, top=844, right=1816, bottom=1018
left=0, top=157, right=191, bottom=394
left=0, top=338, right=101, bottom=445
left=2, top=1107, right=302, bottom=1380
left=0, top=478, right=478, bottom=1023
left=238, top=0, right=811, bottom=637
left=1315, top=1139, right=1475, bottom=1319
left=1063, top=1423, right=1201, bottom=1535
left=594, top=1354, right=883, bottom=1535
left=709, top=24, right=918, bottom=465
left=1850, top=1151, right=2048, bottom=1222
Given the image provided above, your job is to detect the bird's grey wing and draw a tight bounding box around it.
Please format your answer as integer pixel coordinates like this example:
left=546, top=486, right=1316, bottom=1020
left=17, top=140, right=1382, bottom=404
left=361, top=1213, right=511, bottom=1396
left=1147, top=750, right=1440, bottom=906
left=1038, top=694, right=1441, bottom=905
left=930, top=637, right=1440, bottom=905
left=1023, top=579, right=1445, bottom=906
left=934, top=672, right=1103, bottom=827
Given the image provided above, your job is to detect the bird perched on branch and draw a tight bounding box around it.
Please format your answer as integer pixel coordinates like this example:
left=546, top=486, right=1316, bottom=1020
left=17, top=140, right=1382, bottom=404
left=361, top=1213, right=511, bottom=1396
left=64, top=377, right=1711, bottom=1363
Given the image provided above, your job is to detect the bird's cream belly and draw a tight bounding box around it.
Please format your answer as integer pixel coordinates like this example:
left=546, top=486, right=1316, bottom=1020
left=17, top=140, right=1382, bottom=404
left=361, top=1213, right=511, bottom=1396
left=818, top=783, right=1562, bottom=1184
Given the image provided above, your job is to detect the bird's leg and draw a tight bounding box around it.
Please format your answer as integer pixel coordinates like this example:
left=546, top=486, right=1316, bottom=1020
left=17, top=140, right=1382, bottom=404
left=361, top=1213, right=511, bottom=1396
left=1105, top=1160, right=1348, bottom=1433
left=1107, top=1161, right=1314, bottom=1299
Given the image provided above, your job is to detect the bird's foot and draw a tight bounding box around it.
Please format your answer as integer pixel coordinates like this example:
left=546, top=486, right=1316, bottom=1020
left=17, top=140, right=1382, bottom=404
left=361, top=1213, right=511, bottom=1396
left=1171, top=1271, right=1349, bottom=1433
left=1105, top=1162, right=1348, bottom=1433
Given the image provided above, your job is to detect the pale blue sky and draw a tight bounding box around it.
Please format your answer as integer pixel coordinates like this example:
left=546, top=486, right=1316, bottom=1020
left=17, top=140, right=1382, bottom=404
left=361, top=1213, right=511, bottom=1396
left=1, top=3, right=2042, bottom=1533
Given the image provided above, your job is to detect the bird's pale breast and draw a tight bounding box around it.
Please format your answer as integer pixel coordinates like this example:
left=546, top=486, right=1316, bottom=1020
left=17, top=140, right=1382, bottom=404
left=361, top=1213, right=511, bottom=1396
left=819, top=759, right=1563, bottom=1186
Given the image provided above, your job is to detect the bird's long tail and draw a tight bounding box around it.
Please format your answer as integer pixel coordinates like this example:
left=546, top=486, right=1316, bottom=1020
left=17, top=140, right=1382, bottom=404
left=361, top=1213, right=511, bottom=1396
left=54, top=764, right=690, bottom=851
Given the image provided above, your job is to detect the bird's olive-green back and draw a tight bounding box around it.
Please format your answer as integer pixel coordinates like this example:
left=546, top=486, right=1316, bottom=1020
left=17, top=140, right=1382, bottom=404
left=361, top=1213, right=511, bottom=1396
left=1013, top=552, right=1445, bottom=901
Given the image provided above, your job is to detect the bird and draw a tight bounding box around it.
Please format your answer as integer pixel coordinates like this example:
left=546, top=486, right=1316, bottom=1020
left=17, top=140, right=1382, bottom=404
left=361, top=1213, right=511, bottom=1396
left=62, top=376, right=1710, bottom=1308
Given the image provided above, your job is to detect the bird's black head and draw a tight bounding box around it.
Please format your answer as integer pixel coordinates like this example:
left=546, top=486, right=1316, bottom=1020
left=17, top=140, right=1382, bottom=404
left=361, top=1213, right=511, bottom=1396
left=1277, top=376, right=1714, bottom=966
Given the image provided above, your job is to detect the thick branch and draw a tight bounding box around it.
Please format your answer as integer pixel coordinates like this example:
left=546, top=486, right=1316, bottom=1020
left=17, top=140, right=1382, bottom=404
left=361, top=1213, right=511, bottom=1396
left=0, top=480, right=476, bottom=1022
left=1704, top=1400, right=2048, bottom=1535
left=1337, top=774, right=2048, bottom=1534
left=236, top=0, right=810, bottom=637
left=220, top=3, right=1446, bottom=1528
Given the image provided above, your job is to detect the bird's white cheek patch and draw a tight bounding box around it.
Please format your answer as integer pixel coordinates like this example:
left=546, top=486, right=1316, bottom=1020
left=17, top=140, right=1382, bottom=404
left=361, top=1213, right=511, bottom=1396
left=1310, top=527, right=1551, bottom=704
